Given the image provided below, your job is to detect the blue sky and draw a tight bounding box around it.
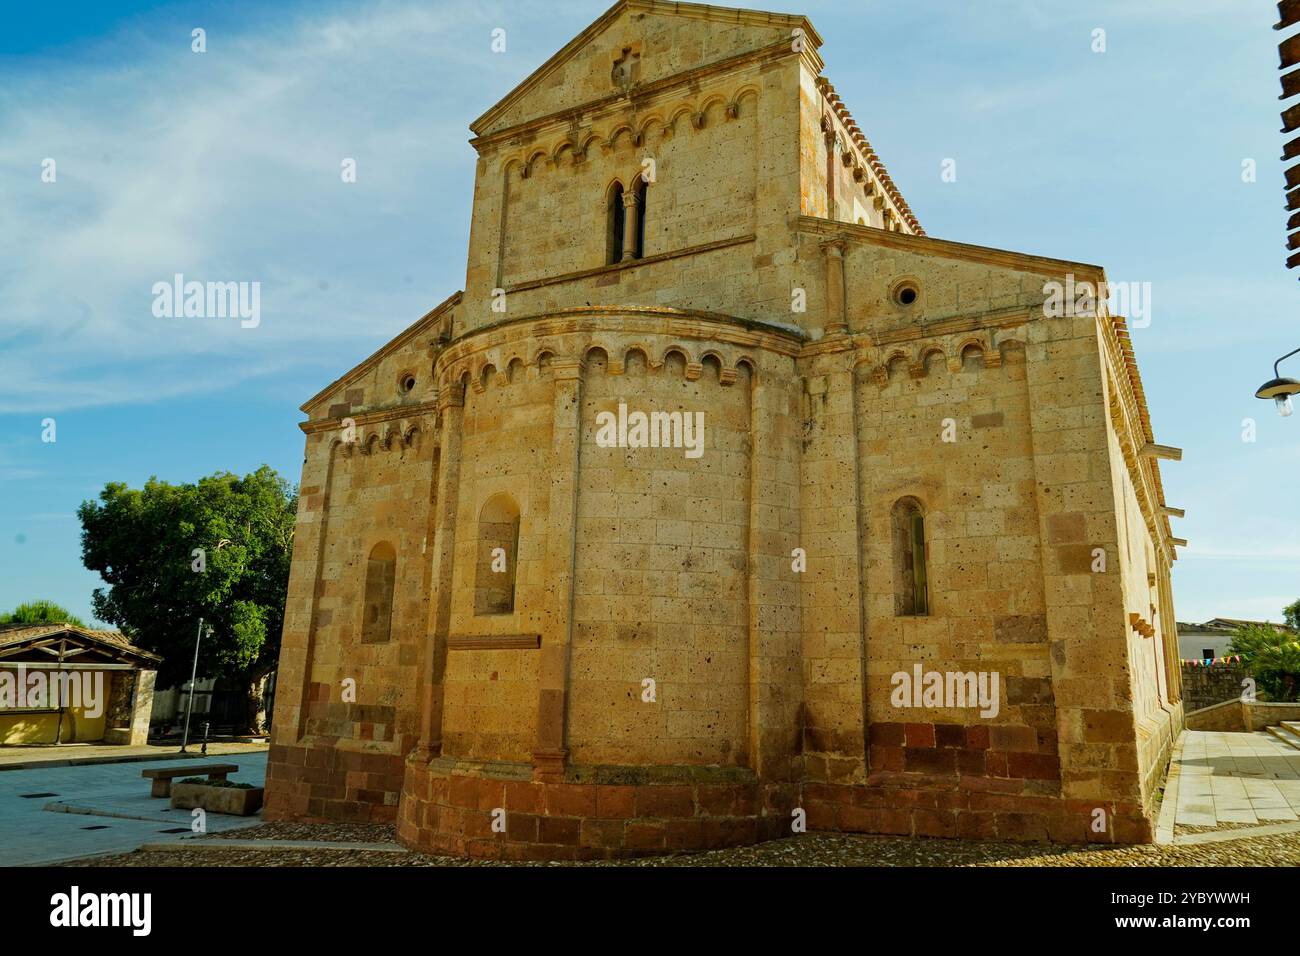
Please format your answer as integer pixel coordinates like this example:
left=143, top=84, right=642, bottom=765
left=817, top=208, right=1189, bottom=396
left=0, top=0, right=1296, bottom=628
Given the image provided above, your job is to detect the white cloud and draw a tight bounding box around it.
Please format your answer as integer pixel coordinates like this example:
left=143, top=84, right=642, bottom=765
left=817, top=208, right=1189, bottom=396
left=0, top=0, right=510, bottom=413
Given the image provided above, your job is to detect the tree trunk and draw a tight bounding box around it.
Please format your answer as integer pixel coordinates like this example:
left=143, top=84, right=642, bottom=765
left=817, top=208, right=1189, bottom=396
left=232, top=665, right=273, bottom=736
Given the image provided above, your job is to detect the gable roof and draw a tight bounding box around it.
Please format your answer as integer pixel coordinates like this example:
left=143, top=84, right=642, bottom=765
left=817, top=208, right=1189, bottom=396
left=469, top=0, right=822, bottom=137
left=0, top=624, right=162, bottom=666
left=1203, top=617, right=1297, bottom=633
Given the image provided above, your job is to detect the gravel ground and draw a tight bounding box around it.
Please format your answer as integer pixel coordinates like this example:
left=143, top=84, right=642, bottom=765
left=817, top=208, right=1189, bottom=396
left=62, top=827, right=1300, bottom=867
left=208, top=822, right=397, bottom=843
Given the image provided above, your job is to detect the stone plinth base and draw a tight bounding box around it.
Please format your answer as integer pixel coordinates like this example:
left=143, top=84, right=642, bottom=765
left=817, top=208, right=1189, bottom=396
left=397, top=756, right=794, bottom=860
left=802, top=776, right=1153, bottom=845
left=263, top=739, right=405, bottom=824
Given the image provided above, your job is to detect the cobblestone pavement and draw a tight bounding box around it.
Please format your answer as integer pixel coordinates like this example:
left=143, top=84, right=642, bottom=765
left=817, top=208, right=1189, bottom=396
left=64, top=826, right=1300, bottom=867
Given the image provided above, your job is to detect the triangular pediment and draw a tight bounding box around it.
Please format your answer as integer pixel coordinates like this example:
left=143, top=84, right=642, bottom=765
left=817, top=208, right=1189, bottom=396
left=470, top=0, right=820, bottom=138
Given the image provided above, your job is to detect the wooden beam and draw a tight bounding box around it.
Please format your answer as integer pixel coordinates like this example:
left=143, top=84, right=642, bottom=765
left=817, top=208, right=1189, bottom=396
left=1140, top=442, right=1182, bottom=461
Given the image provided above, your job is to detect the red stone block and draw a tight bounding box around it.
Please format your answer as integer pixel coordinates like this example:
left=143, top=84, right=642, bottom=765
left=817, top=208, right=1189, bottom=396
left=538, top=815, right=581, bottom=845
left=507, top=812, right=540, bottom=842
left=664, top=820, right=704, bottom=850
left=876, top=808, right=912, bottom=835
left=913, top=809, right=958, bottom=838
left=957, top=810, right=997, bottom=839
left=1006, top=752, right=1060, bottom=781
left=803, top=800, right=837, bottom=830
left=904, top=723, right=936, bottom=748
left=580, top=818, right=624, bottom=849
left=545, top=783, right=597, bottom=817
left=869, top=723, right=905, bottom=746
left=995, top=812, right=1049, bottom=842
left=634, top=785, right=695, bottom=818
left=448, top=775, right=479, bottom=808
left=473, top=778, right=505, bottom=811
left=869, top=745, right=904, bottom=772
left=956, top=750, right=987, bottom=775
left=934, top=724, right=965, bottom=748
left=623, top=822, right=667, bottom=850
left=595, top=785, right=635, bottom=819
left=904, top=747, right=956, bottom=775
left=1046, top=811, right=1090, bottom=844
left=965, top=725, right=990, bottom=750
left=835, top=803, right=879, bottom=832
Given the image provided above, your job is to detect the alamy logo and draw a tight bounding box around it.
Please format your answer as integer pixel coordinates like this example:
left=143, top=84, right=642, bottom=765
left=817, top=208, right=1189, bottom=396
left=152, top=273, right=261, bottom=328
left=890, top=664, right=1000, bottom=718
left=50, top=886, right=151, bottom=936
left=1042, top=273, right=1151, bottom=328
left=595, top=402, right=704, bottom=459
left=0, top=665, right=103, bottom=718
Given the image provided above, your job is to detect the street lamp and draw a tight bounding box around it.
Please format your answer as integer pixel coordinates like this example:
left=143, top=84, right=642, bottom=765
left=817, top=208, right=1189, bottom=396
left=180, top=619, right=212, bottom=754
left=1255, top=346, right=1300, bottom=417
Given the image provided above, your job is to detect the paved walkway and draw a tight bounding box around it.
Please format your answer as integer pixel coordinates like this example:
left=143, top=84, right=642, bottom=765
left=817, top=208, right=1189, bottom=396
left=0, top=751, right=267, bottom=865
left=1160, top=729, right=1300, bottom=843
left=0, top=741, right=267, bottom=770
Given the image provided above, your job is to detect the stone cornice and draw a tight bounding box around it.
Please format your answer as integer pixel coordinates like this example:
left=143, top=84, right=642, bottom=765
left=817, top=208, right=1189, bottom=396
left=1099, top=314, right=1177, bottom=562
left=502, top=233, right=755, bottom=294
left=434, top=305, right=803, bottom=383
left=300, top=400, right=437, bottom=435
left=794, top=216, right=1107, bottom=279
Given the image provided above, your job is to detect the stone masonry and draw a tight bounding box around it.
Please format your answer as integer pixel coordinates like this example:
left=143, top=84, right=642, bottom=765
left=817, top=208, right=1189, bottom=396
left=264, top=0, right=1185, bottom=858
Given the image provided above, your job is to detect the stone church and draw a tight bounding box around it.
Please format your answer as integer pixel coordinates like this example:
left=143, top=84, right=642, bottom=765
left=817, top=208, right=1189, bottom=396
left=265, top=0, right=1185, bottom=858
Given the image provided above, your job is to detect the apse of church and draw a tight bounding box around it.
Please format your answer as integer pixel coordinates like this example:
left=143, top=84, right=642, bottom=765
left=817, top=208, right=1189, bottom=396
left=264, top=0, right=1183, bottom=858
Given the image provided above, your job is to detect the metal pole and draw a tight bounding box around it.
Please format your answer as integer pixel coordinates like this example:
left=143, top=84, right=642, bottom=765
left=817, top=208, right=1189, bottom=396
left=180, top=618, right=204, bottom=754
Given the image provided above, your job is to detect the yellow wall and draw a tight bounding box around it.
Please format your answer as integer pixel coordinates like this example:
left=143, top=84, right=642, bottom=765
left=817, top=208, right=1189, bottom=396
left=0, top=668, right=110, bottom=744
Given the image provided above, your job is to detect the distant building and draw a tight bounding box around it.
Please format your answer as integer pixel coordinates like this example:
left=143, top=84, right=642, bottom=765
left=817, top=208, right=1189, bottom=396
left=1177, top=617, right=1296, bottom=662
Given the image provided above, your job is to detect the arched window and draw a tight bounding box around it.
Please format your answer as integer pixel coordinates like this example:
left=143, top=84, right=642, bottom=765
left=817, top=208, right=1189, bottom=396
left=891, top=498, right=929, bottom=616
left=634, top=175, right=648, bottom=259
left=607, top=181, right=625, bottom=265
left=362, top=542, right=396, bottom=643
left=476, top=494, right=520, bottom=615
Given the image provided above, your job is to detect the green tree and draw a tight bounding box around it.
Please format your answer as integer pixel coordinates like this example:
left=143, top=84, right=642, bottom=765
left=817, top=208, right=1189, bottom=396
left=77, top=467, right=297, bottom=733
left=1229, top=624, right=1300, bottom=702
left=1284, top=598, right=1300, bottom=631
left=0, top=600, right=85, bottom=627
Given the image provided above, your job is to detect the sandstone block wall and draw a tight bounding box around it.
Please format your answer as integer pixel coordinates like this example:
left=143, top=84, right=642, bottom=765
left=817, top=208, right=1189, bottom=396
left=265, top=0, right=1183, bottom=854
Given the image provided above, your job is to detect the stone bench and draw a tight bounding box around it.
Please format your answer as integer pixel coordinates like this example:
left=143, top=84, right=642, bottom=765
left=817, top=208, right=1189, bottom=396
left=142, top=763, right=239, bottom=798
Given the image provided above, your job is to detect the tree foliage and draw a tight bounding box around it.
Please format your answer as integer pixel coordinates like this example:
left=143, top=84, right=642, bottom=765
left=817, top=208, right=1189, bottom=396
left=1229, top=623, right=1300, bottom=702
left=0, top=600, right=85, bottom=628
left=77, top=468, right=297, bottom=710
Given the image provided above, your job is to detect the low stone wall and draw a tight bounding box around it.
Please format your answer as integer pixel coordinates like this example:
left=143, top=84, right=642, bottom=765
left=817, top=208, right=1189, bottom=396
left=1179, top=662, right=1247, bottom=712
left=1184, top=699, right=1300, bottom=732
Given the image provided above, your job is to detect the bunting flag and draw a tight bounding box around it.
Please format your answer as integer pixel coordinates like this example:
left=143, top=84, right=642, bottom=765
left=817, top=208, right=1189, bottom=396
left=1179, top=655, right=1244, bottom=666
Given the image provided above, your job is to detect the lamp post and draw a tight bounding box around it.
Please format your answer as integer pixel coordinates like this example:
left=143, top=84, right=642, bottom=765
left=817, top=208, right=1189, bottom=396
left=1255, top=346, right=1300, bottom=417
left=179, top=619, right=211, bottom=754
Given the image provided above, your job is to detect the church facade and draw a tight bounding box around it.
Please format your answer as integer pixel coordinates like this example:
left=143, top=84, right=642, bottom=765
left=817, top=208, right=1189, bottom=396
left=264, top=0, right=1185, bottom=858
